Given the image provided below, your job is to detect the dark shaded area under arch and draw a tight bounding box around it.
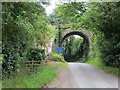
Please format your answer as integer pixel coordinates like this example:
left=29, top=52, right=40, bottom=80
left=60, top=31, right=90, bottom=62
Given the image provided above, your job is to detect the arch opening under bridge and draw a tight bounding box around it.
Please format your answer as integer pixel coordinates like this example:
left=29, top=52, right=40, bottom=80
left=60, top=29, right=92, bottom=62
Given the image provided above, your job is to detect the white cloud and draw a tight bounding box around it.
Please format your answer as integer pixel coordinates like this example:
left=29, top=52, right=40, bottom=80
left=45, top=0, right=60, bottom=15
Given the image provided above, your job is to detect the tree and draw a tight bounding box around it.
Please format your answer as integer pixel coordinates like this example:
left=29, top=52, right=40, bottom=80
left=51, top=2, right=120, bottom=67
left=2, top=2, right=55, bottom=77
left=81, top=2, right=120, bottom=67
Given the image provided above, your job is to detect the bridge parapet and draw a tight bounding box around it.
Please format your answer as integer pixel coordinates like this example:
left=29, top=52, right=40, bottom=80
left=62, top=29, right=92, bottom=40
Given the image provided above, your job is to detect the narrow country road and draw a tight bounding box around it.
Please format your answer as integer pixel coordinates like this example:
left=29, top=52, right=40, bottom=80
left=47, top=63, right=118, bottom=88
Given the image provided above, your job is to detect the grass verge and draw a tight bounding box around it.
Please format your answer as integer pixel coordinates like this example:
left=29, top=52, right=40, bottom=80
left=86, top=57, right=119, bottom=77
left=2, top=65, right=58, bottom=88
left=53, top=61, right=68, bottom=69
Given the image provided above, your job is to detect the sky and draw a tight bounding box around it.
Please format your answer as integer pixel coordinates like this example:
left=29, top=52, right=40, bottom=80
left=45, top=0, right=83, bottom=39
left=45, top=0, right=60, bottom=15
left=45, top=0, right=87, bottom=15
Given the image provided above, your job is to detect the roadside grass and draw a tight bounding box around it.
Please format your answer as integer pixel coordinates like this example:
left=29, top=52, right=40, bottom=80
left=86, top=57, right=119, bottom=77
left=2, top=65, right=58, bottom=88
left=53, top=61, right=68, bottom=69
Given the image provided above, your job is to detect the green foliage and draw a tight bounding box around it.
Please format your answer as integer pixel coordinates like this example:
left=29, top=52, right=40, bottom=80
left=0, top=57, right=3, bottom=63
left=86, top=57, right=119, bottom=77
left=98, top=34, right=120, bottom=67
left=27, top=48, right=45, bottom=61
left=62, top=36, right=84, bottom=62
left=51, top=2, right=120, bottom=68
left=2, top=43, right=23, bottom=77
left=2, top=2, right=54, bottom=77
left=81, top=2, right=120, bottom=68
left=87, top=57, right=104, bottom=67
left=52, top=53, right=66, bottom=63
left=54, top=62, right=68, bottom=69
left=2, top=65, right=58, bottom=88
left=49, top=2, right=86, bottom=29
left=72, top=38, right=83, bottom=54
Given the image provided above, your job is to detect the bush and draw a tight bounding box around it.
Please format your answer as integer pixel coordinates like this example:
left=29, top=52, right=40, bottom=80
left=86, top=57, right=119, bottom=77
left=0, top=55, right=3, bottom=64
left=2, top=43, right=23, bottom=78
left=27, top=48, right=45, bottom=61
left=52, top=53, right=66, bottom=63
left=98, top=35, right=120, bottom=68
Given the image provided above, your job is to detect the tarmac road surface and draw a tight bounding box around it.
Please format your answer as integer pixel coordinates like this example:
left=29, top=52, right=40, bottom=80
left=47, top=63, right=118, bottom=88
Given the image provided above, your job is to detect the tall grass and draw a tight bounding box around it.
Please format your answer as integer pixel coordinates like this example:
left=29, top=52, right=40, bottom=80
left=86, top=57, right=119, bottom=77
left=2, top=65, right=58, bottom=88
left=54, top=62, right=68, bottom=69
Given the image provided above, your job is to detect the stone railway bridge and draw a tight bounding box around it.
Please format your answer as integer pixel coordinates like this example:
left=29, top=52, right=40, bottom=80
left=53, top=28, right=92, bottom=58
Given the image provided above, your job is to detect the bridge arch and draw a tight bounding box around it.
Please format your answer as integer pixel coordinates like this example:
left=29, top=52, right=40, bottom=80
left=60, top=29, right=92, bottom=58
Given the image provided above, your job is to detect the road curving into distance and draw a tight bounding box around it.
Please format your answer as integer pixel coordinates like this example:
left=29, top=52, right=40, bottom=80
left=47, top=63, right=118, bottom=88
